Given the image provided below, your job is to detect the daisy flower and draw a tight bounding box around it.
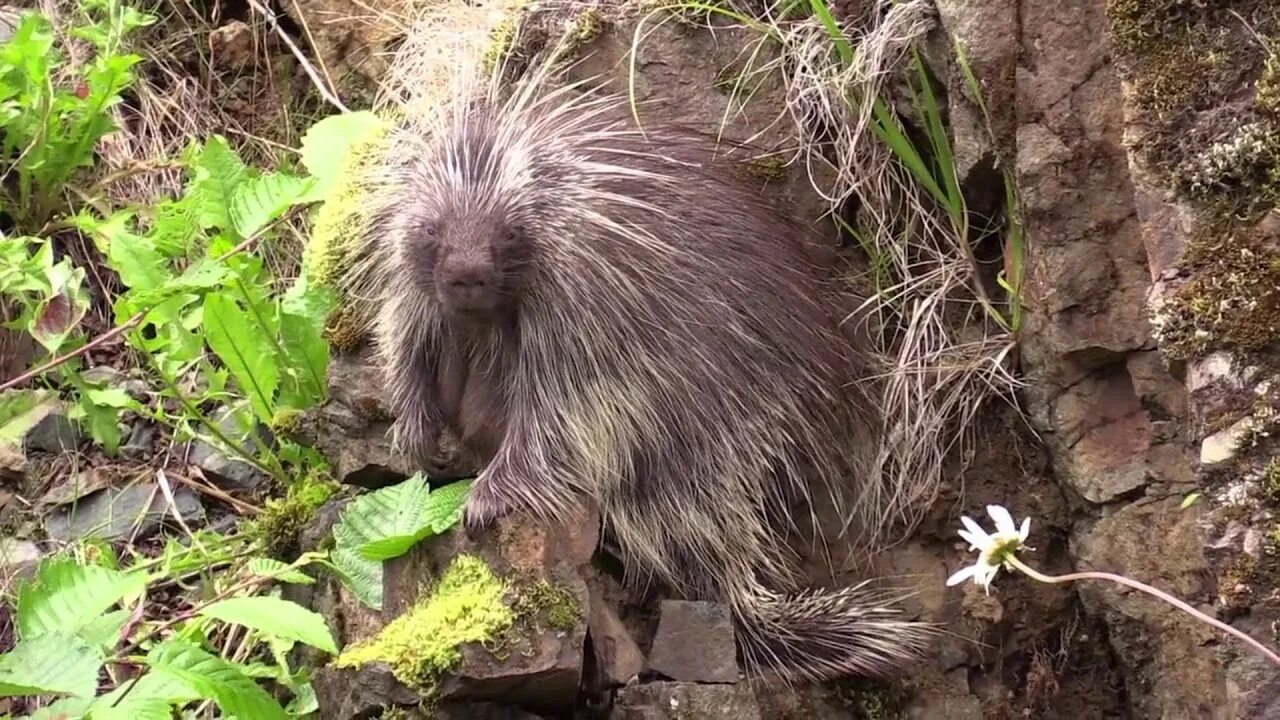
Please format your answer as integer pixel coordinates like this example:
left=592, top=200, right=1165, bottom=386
left=946, top=504, right=1031, bottom=594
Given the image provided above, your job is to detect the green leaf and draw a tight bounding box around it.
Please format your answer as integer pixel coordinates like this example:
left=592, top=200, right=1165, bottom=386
left=298, top=111, right=389, bottom=199
left=424, top=479, right=472, bottom=533
left=1181, top=492, right=1203, bottom=510
left=190, top=136, right=248, bottom=231
left=276, top=272, right=333, bottom=410
left=0, top=632, right=103, bottom=698
left=246, top=558, right=315, bottom=585
left=330, top=544, right=382, bottom=610
left=339, top=476, right=434, bottom=561
left=0, top=389, right=53, bottom=445
left=16, top=558, right=147, bottom=640
left=197, top=596, right=338, bottom=654
left=78, top=608, right=131, bottom=653
left=27, top=695, right=94, bottom=720
left=147, top=640, right=288, bottom=720
left=229, top=172, right=314, bottom=238
left=202, top=293, right=279, bottom=424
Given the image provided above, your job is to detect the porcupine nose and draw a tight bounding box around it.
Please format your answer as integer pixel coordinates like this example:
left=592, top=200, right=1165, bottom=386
left=442, top=260, right=496, bottom=310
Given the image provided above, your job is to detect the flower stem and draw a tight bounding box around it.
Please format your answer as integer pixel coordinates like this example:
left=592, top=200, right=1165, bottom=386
left=1005, top=555, right=1280, bottom=668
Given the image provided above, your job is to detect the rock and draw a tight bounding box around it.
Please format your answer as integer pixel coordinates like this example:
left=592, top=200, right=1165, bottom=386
left=45, top=483, right=205, bottom=542
left=613, top=681, right=761, bottom=720
left=39, top=469, right=112, bottom=506
left=0, top=538, right=42, bottom=569
left=906, top=693, right=983, bottom=720
left=312, top=663, right=420, bottom=720
left=587, top=589, right=644, bottom=687
left=184, top=407, right=269, bottom=493
left=1200, top=418, right=1253, bottom=468
left=297, top=498, right=349, bottom=554
left=0, top=444, right=24, bottom=482
left=120, top=422, right=156, bottom=461
left=24, top=404, right=82, bottom=454
left=296, top=351, right=416, bottom=489
left=209, top=21, right=256, bottom=71
left=645, top=601, right=738, bottom=684
left=433, top=702, right=549, bottom=719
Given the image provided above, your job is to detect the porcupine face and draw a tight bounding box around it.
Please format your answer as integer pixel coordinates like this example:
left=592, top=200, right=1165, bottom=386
left=406, top=210, right=532, bottom=319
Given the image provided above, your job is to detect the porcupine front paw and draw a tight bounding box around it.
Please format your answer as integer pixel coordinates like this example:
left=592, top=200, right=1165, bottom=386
left=392, top=413, right=456, bottom=477
left=463, top=476, right=516, bottom=536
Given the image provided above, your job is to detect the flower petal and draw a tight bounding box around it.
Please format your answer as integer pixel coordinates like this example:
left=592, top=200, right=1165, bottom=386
left=957, top=529, right=985, bottom=550
left=987, top=505, right=1016, bottom=536
left=946, top=565, right=978, bottom=586
left=1019, top=516, right=1031, bottom=541
left=960, top=516, right=991, bottom=545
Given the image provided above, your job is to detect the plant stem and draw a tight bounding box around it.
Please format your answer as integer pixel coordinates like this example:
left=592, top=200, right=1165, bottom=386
left=1006, top=555, right=1280, bottom=668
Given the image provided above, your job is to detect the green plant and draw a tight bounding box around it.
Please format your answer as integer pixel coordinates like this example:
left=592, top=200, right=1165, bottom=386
left=330, top=475, right=472, bottom=610
left=0, top=1, right=155, bottom=231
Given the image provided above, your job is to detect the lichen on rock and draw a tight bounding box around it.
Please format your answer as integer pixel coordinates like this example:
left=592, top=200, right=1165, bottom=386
left=335, top=554, right=516, bottom=692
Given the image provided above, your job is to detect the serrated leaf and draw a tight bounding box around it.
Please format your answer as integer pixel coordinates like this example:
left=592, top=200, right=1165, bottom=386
left=338, top=476, right=433, bottom=561
left=276, top=272, right=332, bottom=410
left=424, top=479, right=471, bottom=533
left=190, top=136, right=248, bottom=231
left=330, top=544, right=382, bottom=610
left=197, top=596, right=337, bottom=654
left=229, top=172, right=314, bottom=239
left=147, top=640, right=287, bottom=720
left=246, top=558, right=314, bottom=585
left=17, top=558, right=147, bottom=640
left=78, top=608, right=131, bottom=653
left=0, top=632, right=103, bottom=698
left=88, top=667, right=199, bottom=717
left=202, top=293, right=279, bottom=424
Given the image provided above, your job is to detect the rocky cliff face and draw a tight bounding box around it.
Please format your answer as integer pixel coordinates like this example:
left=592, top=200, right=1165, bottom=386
left=291, top=0, right=1280, bottom=717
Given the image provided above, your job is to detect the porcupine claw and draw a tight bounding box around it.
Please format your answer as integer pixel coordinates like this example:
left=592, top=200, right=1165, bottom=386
left=462, top=477, right=515, bottom=536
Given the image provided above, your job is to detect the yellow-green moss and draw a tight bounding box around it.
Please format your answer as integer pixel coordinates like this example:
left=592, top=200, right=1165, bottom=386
left=245, top=472, right=341, bottom=558
left=481, top=1, right=528, bottom=73
left=1106, top=0, right=1202, bottom=56
left=335, top=554, right=515, bottom=692
left=509, top=577, right=580, bottom=631
left=1151, top=230, right=1280, bottom=360
left=1266, top=456, right=1280, bottom=498
left=1259, top=51, right=1280, bottom=118
left=305, top=118, right=394, bottom=293
left=571, top=8, right=602, bottom=46
left=744, top=156, right=788, bottom=183
left=831, top=677, right=912, bottom=720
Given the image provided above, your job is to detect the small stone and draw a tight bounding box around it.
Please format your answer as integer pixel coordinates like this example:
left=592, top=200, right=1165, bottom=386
left=0, top=538, right=42, bottom=567
left=0, top=444, right=25, bottom=481
left=24, top=405, right=82, bottom=454
left=209, top=21, right=256, bottom=71
left=613, top=681, right=761, bottom=720
left=184, top=407, right=270, bottom=493
left=45, top=484, right=205, bottom=542
left=1200, top=418, right=1253, bottom=468
left=39, top=469, right=112, bottom=506
left=646, top=600, right=739, bottom=683
left=121, top=423, right=157, bottom=461
left=587, top=590, right=644, bottom=687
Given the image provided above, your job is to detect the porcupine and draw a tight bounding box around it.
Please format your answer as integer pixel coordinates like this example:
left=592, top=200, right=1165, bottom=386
left=363, top=57, right=935, bottom=681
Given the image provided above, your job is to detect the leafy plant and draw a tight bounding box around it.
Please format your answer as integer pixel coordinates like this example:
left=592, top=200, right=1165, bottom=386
left=0, top=1, right=155, bottom=231
left=330, top=475, right=473, bottom=610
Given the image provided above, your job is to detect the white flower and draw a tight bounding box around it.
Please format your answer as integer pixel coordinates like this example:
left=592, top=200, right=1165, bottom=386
left=946, top=505, right=1031, bottom=594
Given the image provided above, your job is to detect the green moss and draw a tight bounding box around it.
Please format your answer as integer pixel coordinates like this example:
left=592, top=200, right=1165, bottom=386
left=335, top=554, right=515, bottom=692
left=831, top=677, right=912, bottom=719
left=481, top=1, right=528, bottom=73
left=745, top=155, right=788, bottom=182
left=509, top=576, right=580, bottom=631
left=1177, top=122, right=1280, bottom=217
left=244, top=473, right=340, bottom=559
left=571, top=8, right=602, bottom=46
left=1259, top=51, right=1280, bottom=118
left=1106, top=0, right=1203, bottom=56
left=1152, top=228, right=1280, bottom=361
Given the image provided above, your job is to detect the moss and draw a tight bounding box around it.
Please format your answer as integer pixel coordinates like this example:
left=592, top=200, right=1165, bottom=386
left=831, top=677, right=912, bottom=719
left=744, top=156, right=788, bottom=182
left=509, top=576, right=580, bottom=631
left=1106, top=0, right=1205, bottom=56
left=335, top=554, right=515, bottom=693
left=1150, top=228, right=1280, bottom=360
left=1266, top=456, right=1280, bottom=499
left=1258, top=51, right=1280, bottom=118
left=571, top=8, right=602, bottom=46
left=1176, top=122, right=1280, bottom=217
left=1218, top=553, right=1258, bottom=613
left=244, top=473, right=340, bottom=559
left=322, top=304, right=368, bottom=354
left=481, top=1, right=528, bottom=73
